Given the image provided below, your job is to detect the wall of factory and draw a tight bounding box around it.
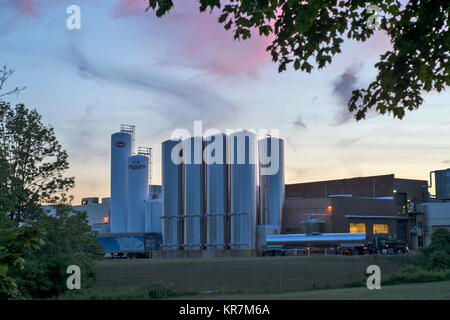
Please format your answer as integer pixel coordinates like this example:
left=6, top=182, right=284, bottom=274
left=417, top=202, right=450, bottom=245
left=145, top=199, right=162, bottom=233
left=282, top=196, right=415, bottom=247
left=41, top=198, right=111, bottom=234
left=110, top=131, right=133, bottom=233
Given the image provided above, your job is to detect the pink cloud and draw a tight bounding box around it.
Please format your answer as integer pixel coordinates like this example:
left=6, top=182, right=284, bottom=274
left=126, top=0, right=274, bottom=77
left=7, top=0, right=39, bottom=18
left=113, top=0, right=147, bottom=18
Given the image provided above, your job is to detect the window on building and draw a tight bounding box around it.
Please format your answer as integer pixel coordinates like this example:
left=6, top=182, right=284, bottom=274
left=349, top=223, right=366, bottom=233
left=373, top=224, right=389, bottom=234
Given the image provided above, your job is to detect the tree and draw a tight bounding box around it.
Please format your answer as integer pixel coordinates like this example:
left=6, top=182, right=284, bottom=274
left=13, top=205, right=104, bottom=299
left=0, top=212, right=42, bottom=300
left=0, top=101, right=75, bottom=222
left=0, top=64, right=26, bottom=99
left=145, top=0, right=449, bottom=120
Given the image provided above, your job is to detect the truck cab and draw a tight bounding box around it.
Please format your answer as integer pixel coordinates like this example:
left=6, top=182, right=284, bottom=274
left=368, top=233, right=409, bottom=254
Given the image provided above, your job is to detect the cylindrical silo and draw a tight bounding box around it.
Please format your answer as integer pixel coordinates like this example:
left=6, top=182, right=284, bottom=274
left=229, top=130, right=257, bottom=250
left=145, top=198, right=162, bottom=233
left=110, top=129, right=133, bottom=233
left=127, top=154, right=149, bottom=233
left=183, top=136, right=205, bottom=250
left=259, top=137, right=285, bottom=228
left=206, top=133, right=228, bottom=250
left=162, top=139, right=183, bottom=250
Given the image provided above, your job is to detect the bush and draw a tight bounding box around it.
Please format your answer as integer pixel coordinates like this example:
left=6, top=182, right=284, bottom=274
left=428, top=250, right=450, bottom=271
left=55, top=284, right=194, bottom=300
left=424, top=228, right=450, bottom=271
left=429, top=228, right=450, bottom=254
left=13, top=206, right=103, bottom=299
left=383, top=266, right=450, bottom=285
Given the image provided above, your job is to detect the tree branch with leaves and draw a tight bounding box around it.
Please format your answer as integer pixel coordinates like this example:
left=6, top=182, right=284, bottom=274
left=145, top=0, right=449, bottom=120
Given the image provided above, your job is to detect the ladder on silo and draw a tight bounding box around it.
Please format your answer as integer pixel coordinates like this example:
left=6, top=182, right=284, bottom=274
left=137, top=146, right=153, bottom=186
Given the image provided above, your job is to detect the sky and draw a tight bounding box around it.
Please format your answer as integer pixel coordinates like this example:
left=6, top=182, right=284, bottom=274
left=0, top=0, right=449, bottom=204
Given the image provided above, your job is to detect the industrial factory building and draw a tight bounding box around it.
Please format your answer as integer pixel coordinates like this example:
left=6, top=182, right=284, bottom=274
left=283, top=174, right=428, bottom=249
left=58, top=124, right=450, bottom=257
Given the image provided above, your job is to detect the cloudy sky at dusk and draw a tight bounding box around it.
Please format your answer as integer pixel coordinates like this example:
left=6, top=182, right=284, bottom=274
left=1, top=0, right=449, bottom=204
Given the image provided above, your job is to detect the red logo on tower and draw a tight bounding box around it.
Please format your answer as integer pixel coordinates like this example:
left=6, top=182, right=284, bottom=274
left=115, top=141, right=126, bottom=148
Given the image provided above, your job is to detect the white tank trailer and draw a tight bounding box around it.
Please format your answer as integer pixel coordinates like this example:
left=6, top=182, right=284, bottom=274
left=258, top=137, right=285, bottom=227
left=229, top=130, right=258, bottom=250
left=161, top=139, right=183, bottom=250
left=110, top=126, right=134, bottom=233
left=127, top=153, right=149, bottom=233
left=205, top=133, right=228, bottom=250
left=183, top=136, right=205, bottom=250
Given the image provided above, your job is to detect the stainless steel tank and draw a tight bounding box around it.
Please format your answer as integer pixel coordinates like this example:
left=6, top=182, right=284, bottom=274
left=259, top=137, right=285, bottom=227
left=161, top=139, right=183, bottom=250
left=229, top=130, right=257, bottom=250
left=205, top=133, right=228, bottom=250
left=183, top=136, right=205, bottom=250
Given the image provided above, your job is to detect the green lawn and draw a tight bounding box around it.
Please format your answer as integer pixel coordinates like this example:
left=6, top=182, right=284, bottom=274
left=95, top=254, right=413, bottom=294
left=173, top=281, right=450, bottom=300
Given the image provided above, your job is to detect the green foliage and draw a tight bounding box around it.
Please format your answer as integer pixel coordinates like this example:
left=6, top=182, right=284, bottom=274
left=383, top=266, right=450, bottom=285
left=145, top=0, right=449, bottom=120
left=425, top=228, right=450, bottom=270
left=55, top=284, right=194, bottom=300
left=0, top=212, right=42, bottom=300
left=429, top=228, right=450, bottom=255
left=0, top=101, right=75, bottom=222
left=13, top=205, right=104, bottom=299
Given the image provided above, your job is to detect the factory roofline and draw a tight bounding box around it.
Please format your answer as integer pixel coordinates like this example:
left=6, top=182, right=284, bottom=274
left=287, top=174, right=427, bottom=187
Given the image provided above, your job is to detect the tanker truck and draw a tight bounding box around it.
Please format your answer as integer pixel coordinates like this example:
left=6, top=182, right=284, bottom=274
left=263, top=232, right=409, bottom=256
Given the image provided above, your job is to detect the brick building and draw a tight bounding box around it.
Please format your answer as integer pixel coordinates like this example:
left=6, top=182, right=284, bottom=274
left=283, top=174, right=428, bottom=248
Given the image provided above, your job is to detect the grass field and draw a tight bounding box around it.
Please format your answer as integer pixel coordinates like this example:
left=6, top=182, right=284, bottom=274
left=95, top=254, right=413, bottom=294
left=171, top=281, right=450, bottom=300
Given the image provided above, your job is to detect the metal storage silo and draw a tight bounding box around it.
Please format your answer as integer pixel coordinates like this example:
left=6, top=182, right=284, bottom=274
left=127, top=153, right=149, bottom=233
left=162, top=139, right=183, bottom=250
left=183, top=136, right=205, bottom=250
left=110, top=125, right=134, bottom=233
left=206, top=133, right=228, bottom=250
left=259, top=137, right=285, bottom=227
left=145, top=198, right=162, bottom=233
left=229, top=130, right=257, bottom=250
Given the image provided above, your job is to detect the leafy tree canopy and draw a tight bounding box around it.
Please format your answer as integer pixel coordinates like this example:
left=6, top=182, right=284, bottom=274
left=0, top=213, right=42, bottom=300
left=13, top=205, right=104, bottom=299
left=0, top=101, right=75, bottom=222
left=145, top=0, right=449, bottom=120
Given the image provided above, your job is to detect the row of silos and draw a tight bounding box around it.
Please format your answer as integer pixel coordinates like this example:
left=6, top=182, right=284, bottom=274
left=110, top=125, right=161, bottom=234
left=161, top=130, right=284, bottom=251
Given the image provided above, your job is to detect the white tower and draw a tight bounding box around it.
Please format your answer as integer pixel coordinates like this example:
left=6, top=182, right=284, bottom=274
left=110, top=125, right=134, bottom=233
